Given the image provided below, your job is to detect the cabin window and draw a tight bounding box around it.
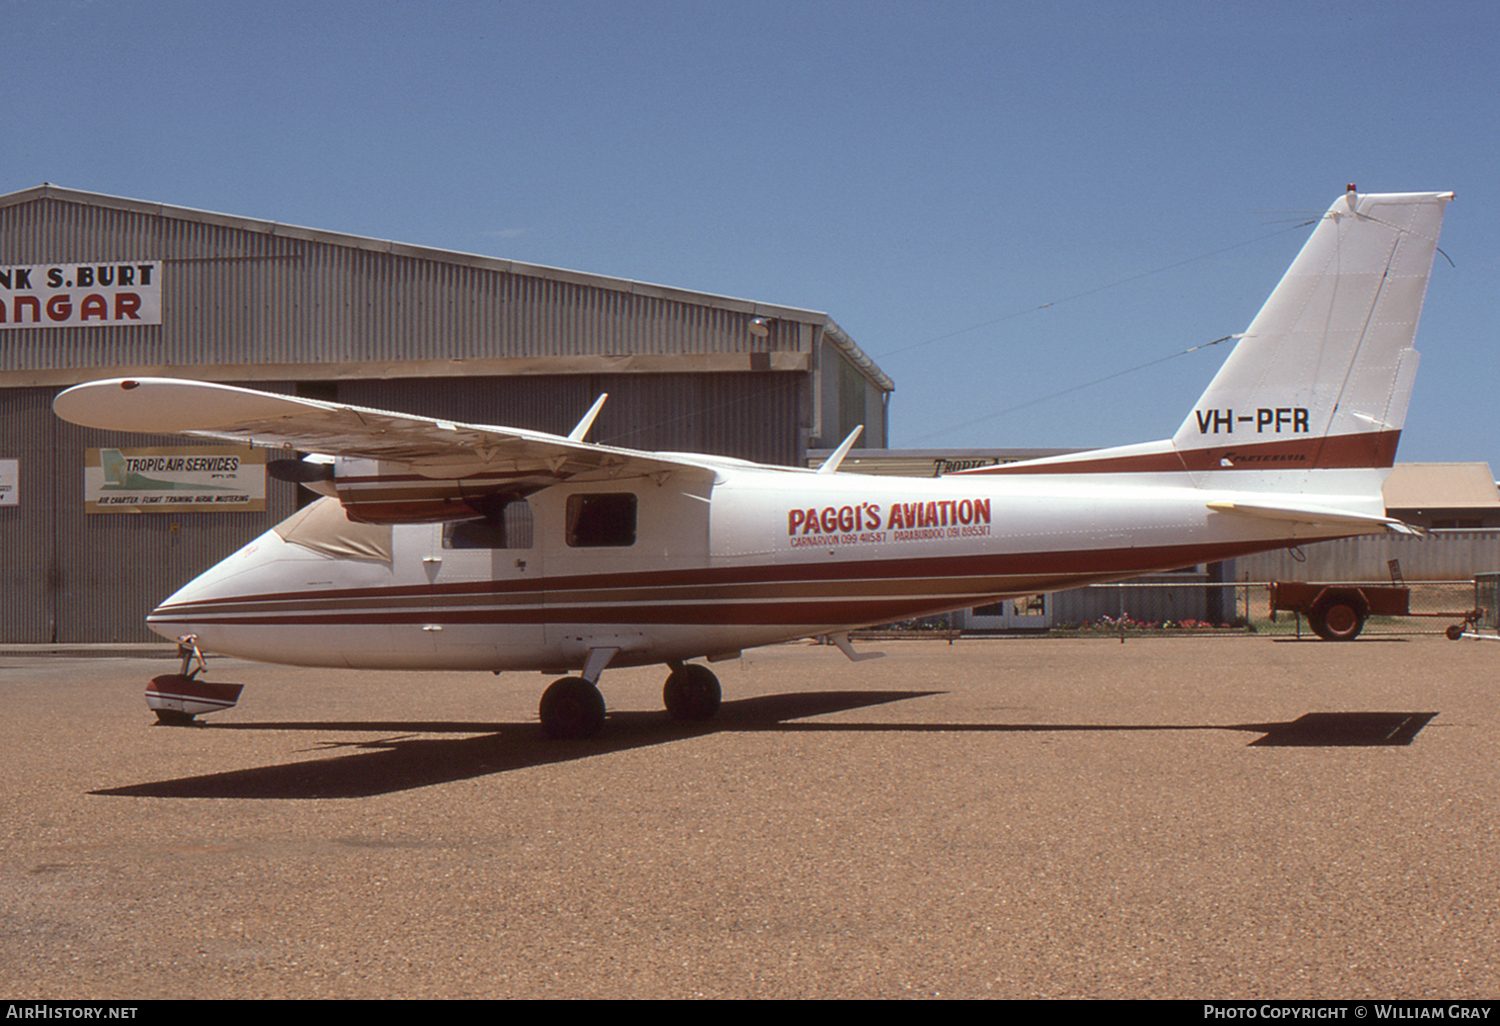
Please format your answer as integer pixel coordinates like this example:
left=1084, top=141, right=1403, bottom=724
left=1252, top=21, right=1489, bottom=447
left=566, top=493, right=637, bottom=547
left=443, top=499, right=535, bottom=550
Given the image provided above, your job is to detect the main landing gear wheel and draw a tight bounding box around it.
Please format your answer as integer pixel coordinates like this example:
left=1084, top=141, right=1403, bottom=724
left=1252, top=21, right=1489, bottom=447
left=539, top=676, right=606, bottom=739
left=663, top=663, right=722, bottom=722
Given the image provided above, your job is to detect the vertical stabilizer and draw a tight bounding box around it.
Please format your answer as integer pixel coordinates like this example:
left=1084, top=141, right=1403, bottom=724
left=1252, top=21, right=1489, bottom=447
left=1172, top=189, right=1451, bottom=475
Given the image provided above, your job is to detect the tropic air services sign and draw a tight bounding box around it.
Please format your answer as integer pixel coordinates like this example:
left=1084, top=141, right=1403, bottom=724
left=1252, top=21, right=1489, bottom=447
left=85, top=447, right=266, bottom=514
left=0, top=261, right=162, bottom=329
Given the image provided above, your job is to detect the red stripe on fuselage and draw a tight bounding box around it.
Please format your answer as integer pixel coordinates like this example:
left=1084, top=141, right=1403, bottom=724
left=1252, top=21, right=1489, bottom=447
left=962, top=431, right=1401, bottom=475
left=148, top=535, right=1293, bottom=629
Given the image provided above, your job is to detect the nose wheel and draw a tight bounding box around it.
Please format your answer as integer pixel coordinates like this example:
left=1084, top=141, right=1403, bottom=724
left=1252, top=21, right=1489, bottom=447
left=146, top=635, right=244, bottom=725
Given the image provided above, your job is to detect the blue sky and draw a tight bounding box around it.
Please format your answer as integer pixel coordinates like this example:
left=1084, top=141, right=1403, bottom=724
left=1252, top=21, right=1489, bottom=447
left=7, top=0, right=1496, bottom=466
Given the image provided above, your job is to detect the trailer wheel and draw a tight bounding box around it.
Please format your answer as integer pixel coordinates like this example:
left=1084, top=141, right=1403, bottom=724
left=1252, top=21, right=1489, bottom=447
left=1310, top=597, right=1365, bottom=641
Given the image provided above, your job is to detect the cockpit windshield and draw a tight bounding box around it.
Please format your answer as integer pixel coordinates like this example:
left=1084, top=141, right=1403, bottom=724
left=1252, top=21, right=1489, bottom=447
left=273, top=497, right=393, bottom=563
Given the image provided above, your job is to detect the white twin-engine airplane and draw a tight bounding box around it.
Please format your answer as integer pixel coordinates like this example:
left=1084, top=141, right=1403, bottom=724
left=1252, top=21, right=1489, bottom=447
left=54, top=188, right=1452, bottom=738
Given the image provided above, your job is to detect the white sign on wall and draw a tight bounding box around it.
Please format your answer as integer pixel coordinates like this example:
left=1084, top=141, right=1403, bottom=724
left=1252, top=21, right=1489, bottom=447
left=85, top=447, right=265, bottom=513
left=0, top=262, right=162, bottom=329
left=0, top=459, right=16, bottom=506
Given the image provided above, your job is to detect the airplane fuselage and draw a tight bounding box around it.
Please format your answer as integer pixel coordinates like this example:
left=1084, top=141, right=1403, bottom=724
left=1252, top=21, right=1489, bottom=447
left=146, top=462, right=1373, bottom=672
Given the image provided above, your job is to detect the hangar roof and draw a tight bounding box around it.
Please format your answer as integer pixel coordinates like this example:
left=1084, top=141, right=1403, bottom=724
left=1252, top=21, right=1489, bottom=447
left=0, top=184, right=892, bottom=392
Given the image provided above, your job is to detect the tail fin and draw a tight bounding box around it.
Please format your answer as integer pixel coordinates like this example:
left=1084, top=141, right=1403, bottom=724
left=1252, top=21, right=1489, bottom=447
left=1172, top=189, right=1452, bottom=474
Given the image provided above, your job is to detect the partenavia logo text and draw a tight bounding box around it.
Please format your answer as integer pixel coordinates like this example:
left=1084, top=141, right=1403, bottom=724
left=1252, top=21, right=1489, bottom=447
left=0, top=262, right=162, bottom=329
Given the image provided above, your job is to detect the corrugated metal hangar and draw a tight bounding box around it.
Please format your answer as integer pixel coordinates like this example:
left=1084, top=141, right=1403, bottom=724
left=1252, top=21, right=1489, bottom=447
left=1, top=185, right=892, bottom=644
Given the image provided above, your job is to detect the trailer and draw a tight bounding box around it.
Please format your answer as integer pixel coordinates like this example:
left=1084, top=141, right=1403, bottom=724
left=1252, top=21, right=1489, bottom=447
left=1268, top=581, right=1410, bottom=641
left=1270, top=561, right=1480, bottom=641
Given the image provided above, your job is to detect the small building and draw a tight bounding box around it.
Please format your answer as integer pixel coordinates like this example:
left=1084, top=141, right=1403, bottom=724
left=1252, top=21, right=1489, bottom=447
left=1382, top=463, right=1500, bottom=530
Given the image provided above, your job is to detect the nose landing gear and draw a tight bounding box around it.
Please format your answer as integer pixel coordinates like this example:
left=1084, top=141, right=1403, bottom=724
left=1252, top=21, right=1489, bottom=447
left=146, top=635, right=244, bottom=725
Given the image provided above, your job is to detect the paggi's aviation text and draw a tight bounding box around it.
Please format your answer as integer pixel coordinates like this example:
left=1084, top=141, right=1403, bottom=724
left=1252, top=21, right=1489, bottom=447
left=787, top=497, right=993, bottom=548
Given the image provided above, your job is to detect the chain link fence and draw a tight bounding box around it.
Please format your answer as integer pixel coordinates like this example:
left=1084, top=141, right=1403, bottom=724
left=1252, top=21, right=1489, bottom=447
left=863, top=579, right=1488, bottom=639
left=1053, top=580, right=1480, bottom=638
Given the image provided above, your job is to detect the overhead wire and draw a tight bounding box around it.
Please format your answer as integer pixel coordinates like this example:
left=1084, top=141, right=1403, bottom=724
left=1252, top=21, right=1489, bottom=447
left=907, top=333, right=1236, bottom=445
left=896, top=216, right=1321, bottom=445
left=876, top=217, right=1318, bottom=361
left=597, top=216, right=1323, bottom=451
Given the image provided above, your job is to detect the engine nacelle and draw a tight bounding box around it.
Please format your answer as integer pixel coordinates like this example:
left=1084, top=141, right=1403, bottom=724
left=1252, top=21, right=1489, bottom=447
left=269, top=456, right=543, bottom=523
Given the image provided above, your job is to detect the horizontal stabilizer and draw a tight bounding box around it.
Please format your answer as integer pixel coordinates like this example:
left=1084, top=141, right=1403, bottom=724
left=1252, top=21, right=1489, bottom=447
left=1205, top=500, right=1421, bottom=535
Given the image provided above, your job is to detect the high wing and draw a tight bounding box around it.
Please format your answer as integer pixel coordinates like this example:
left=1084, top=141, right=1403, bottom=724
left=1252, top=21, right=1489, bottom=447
left=53, top=377, right=716, bottom=521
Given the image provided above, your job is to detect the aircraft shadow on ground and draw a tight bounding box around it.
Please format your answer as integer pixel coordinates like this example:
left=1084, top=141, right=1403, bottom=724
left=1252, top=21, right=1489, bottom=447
left=89, top=692, right=1438, bottom=800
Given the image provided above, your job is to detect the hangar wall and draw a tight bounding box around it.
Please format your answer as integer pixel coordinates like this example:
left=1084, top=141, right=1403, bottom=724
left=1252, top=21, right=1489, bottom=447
left=1, top=383, right=303, bottom=643
left=0, top=186, right=892, bottom=643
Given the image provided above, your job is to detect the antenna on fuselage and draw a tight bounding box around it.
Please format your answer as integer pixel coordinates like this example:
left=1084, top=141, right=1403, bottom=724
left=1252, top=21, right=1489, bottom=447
left=568, top=394, right=610, bottom=442
left=816, top=424, right=864, bottom=474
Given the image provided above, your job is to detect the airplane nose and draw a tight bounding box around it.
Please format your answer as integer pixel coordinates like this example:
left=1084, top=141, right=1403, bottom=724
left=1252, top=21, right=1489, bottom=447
left=146, top=605, right=183, bottom=643
left=146, top=555, right=246, bottom=642
left=142, top=503, right=400, bottom=668
left=144, top=530, right=293, bottom=646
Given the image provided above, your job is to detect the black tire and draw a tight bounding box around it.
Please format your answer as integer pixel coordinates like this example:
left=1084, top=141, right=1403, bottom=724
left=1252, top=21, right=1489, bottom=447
left=663, top=663, right=722, bottom=722
left=153, top=709, right=197, bottom=726
left=1310, top=598, right=1365, bottom=641
left=539, top=676, right=606, bottom=739
left=1446, top=624, right=1466, bottom=641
